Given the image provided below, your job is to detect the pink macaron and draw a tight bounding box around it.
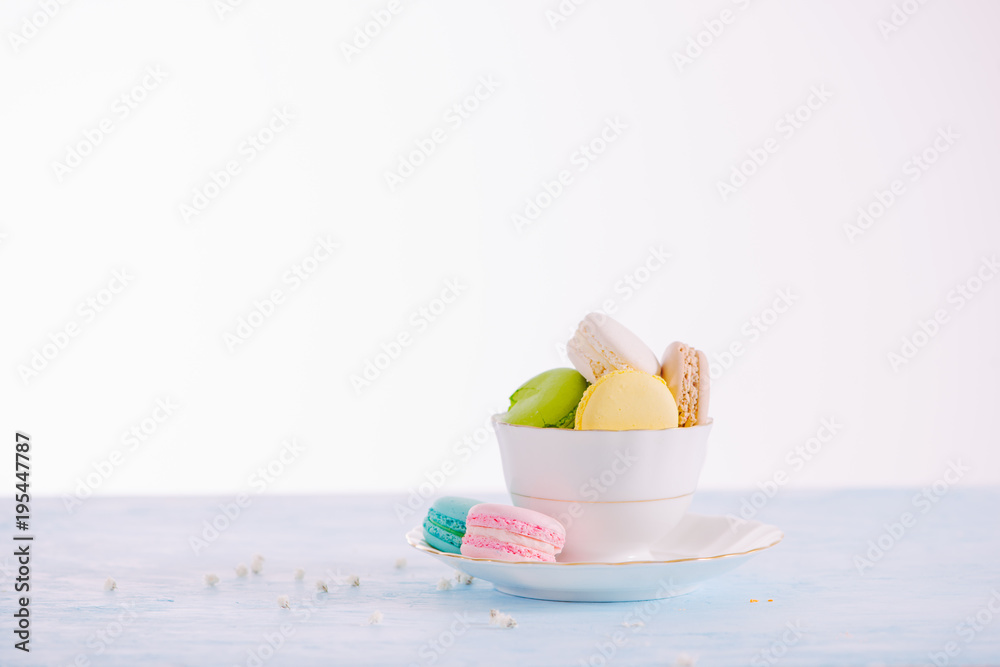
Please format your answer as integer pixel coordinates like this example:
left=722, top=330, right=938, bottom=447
left=460, top=503, right=566, bottom=562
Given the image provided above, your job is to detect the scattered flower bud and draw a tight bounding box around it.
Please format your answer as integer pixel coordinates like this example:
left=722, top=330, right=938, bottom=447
left=489, top=609, right=517, bottom=628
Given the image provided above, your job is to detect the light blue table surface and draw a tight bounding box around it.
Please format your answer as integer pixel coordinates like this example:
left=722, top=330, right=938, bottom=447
left=3, top=489, right=998, bottom=666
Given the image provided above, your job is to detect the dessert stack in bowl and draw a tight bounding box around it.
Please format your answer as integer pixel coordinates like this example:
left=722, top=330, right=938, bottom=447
left=424, top=312, right=712, bottom=563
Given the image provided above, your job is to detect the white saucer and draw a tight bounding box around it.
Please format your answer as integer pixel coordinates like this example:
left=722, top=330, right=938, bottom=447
left=406, top=513, right=783, bottom=602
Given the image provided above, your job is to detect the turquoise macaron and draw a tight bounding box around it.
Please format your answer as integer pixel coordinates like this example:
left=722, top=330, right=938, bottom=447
left=422, top=496, right=483, bottom=554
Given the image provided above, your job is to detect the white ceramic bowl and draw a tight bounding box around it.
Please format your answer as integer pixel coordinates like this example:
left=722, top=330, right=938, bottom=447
left=493, top=415, right=712, bottom=563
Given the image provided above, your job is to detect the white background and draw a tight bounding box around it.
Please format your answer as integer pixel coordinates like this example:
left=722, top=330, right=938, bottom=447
left=3, top=0, right=998, bottom=498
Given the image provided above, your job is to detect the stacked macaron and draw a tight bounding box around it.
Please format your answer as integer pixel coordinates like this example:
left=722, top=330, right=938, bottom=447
left=422, top=499, right=567, bottom=562
left=503, top=313, right=710, bottom=431
left=660, top=341, right=710, bottom=428
left=505, top=368, right=589, bottom=428
left=422, top=496, right=483, bottom=554
left=461, top=503, right=566, bottom=562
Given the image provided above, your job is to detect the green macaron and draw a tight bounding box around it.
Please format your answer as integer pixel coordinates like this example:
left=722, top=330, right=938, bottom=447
left=422, top=496, right=483, bottom=554
left=504, top=368, right=590, bottom=428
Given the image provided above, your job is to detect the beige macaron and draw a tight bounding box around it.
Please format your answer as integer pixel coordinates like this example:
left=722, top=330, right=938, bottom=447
left=659, top=341, right=710, bottom=427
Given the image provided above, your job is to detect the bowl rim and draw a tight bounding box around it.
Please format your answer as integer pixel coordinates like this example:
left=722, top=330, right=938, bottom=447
left=492, top=413, right=713, bottom=433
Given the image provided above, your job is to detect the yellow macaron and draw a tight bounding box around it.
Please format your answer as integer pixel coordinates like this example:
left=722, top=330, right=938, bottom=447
left=575, top=369, right=679, bottom=431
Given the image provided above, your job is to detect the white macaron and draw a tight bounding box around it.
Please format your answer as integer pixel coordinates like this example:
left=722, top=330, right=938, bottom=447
left=566, top=313, right=659, bottom=384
